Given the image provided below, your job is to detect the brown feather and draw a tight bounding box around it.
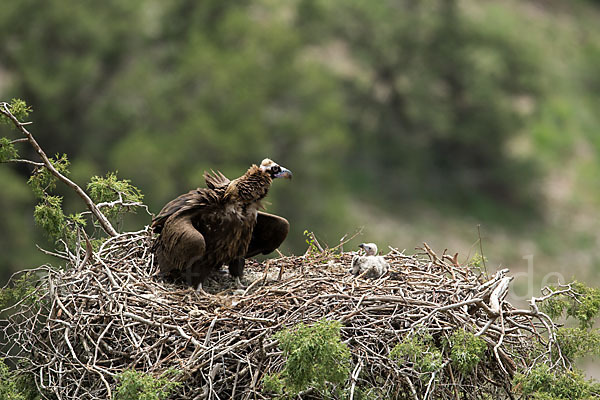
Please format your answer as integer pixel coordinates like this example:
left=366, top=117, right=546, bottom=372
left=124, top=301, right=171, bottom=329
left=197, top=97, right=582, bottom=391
left=152, top=162, right=290, bottom=288
left=203, top=169, right=230, bottom=190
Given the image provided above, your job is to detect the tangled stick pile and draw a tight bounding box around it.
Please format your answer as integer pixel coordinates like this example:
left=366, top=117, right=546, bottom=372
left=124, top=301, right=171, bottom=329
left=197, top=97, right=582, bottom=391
left=1, top=228, right=575, bottom=399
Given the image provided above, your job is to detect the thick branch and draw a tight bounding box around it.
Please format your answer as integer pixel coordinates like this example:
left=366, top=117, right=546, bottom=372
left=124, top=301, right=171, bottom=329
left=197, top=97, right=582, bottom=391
left=0, top=102, right=118, bottom=237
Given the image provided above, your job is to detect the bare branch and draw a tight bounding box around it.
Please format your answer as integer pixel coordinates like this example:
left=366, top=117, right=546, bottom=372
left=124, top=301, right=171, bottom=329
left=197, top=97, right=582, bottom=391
left=0, top=101, right=118, bottom=237
left=3, top=158, right=45, bottom=167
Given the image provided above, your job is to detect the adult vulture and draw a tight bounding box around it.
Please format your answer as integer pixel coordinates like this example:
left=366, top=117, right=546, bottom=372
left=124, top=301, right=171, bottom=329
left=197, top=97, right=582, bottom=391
left=151, top=159, right=292, bottom=291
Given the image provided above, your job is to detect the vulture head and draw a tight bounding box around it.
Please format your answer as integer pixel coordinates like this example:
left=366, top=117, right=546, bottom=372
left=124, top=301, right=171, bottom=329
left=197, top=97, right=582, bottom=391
left=358, top=243, right=378, bottom=256
left=259, top=158, right=293, bottom=180
left=226, top=158, right=292, bottom=204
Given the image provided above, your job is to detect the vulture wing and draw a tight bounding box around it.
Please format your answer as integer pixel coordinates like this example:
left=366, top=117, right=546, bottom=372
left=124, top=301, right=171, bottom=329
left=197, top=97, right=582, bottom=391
left=246, top=212, right=289, bottom=257
left=151, top=188, right=221, bottom=234
left=152, top=170, right=229, bottom=234
left=154, top=212, right=206, bottom=275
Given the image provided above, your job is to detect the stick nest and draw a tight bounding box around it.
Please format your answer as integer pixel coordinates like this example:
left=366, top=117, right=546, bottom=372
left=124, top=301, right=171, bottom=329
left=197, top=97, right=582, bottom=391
left=1, top=228, right=570, bottom=399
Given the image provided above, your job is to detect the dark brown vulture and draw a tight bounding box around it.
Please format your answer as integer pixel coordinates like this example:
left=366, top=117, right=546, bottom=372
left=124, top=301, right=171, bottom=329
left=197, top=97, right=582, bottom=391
left=151, top=159, right=292, bottom=292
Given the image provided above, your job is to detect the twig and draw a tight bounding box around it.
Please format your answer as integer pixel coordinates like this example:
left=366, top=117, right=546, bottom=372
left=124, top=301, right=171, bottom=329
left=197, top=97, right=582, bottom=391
left=477, top=224, right=488, bottom=277
left=3, top=158, right=45, bottom=167
left=349, top=359, right=362, bottom=400
left=0, top=102, right=118, bottom=237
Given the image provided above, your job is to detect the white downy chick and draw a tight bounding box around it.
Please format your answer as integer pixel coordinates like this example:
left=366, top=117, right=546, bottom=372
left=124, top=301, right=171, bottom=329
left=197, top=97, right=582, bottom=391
left=350, top=243, right=389, bottom=278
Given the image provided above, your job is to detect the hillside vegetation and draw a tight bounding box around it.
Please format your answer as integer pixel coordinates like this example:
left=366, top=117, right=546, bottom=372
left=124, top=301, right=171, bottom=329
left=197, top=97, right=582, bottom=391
left=0, top=0, right=599, bottom=290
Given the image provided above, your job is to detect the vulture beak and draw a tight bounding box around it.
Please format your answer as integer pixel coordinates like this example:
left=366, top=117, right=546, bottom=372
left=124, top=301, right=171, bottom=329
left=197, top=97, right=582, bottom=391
left=358, top=243, right=366, bottom=249
left=274, top=167, right=293, bottom=180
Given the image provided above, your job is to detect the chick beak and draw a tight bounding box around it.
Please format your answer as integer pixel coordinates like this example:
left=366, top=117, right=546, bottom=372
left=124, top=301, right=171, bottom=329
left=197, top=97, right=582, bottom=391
left=274, top=167, right=292, bottom=180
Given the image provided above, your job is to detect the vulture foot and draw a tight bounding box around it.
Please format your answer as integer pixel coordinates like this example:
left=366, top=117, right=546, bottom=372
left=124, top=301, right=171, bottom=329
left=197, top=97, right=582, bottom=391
left=234, top=276, right=245, bottom=289
left=228, top=258, right=245, bottom=289
left=195, top=282, right=209, bottom=296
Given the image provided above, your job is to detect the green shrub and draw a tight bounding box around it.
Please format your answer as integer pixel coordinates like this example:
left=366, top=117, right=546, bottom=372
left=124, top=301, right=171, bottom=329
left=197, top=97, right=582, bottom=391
left=448, top=329, right=487, bottom=374
left=513, top=364, right=599, bottom=400
left=390, top=330, right=443, bottom=378
left=27, top=154, right=70, bottom=199
left=555, top=327, right=600, bottom=363
left=263, top=319, right=351, bottom=398
left=0, top=272, right=38, bottom=310
left=114, top=369, right=180, bottom=400
left=0, top=99, right=31, bottom=126
left=0, top=359, right=39, bottom=400
left=542, top=282, right=600, bottom=329
left=0, top=137, right=18, bottom=163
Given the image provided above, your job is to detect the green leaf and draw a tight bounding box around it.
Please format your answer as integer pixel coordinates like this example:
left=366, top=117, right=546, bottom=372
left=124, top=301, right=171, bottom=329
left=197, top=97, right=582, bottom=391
left=0, top=137, right=19, bottom=162
left=0, top=272, right=37, bottom=310
left=0, top=99, right=31, bottom=126
left=390, top=330, right=443, bottom=377
left=448, top=329, right=487, bottom=374
left=33, top=195, right=67, bottom=241
left=88, top=172, right=144, bottom=218
left=555, top=327, right=600, bottom=362
left=568, top=283, right=600, bottom=329
left=513, top=364, right=596, bottom=400
left=267, top=319, right=351, bottom=397
left=114, top=369, right=180, bottom=400
left=27, top=154, right=70, bottom=199
left=8, top=99, right=32, bottom=121
left=0, top=358, right=38, bottom=400
left=542, top=282, right=600, bottom=328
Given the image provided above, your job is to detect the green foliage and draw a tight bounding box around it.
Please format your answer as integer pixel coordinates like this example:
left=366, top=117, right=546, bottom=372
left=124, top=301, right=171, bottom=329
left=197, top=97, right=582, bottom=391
left=114, top=369, right=180, bottom=400
left=543, top=293, right=569, bottom=321
left=0, top=137, right=18, bottom=163
left=467, top=253, right=488, bottom=275
left=304, top=230, right=319, bottom=252
left=302, top=230, right=325, bottom=260
left=569, top=283, right=600, bottom=328
left=0, top=359, right=39, bottom=400
left=300, top=0, right=543, bottom=217
left=32, top=195, right=85, bottom=244
left=33, top=196, right=67, bottom=241
left=390, top=330, right=443, bottom=377
left=513, top=364, right=599, bottom=400
left=261, top=373, right=285, bottom=396
left=88, top=172, right=144, bottom=218
left=27, top=154, right=70, bottom=199
left=7, top=99, right=31, bottom=123
left=542, top=282, right=600, bottom=328
left=0, top=359, right=23, bottom=400
left=555, top=327, right=600, bottom=363
left=0, top=272, right=37, bottom=310
left=448, top=329, right=487, bottom=374
left=263, top=319, right=351, bottom=398
left=0, top=99, right=31, bottom=126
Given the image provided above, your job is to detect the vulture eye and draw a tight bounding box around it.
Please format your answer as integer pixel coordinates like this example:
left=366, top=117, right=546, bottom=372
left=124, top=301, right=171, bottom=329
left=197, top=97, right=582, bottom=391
left=271, top=166, right=281, bottom=174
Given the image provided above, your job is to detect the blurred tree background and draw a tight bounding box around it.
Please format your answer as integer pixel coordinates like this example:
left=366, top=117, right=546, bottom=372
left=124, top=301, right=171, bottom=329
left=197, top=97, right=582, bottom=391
left=1, top=0, right=600, bottom=295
